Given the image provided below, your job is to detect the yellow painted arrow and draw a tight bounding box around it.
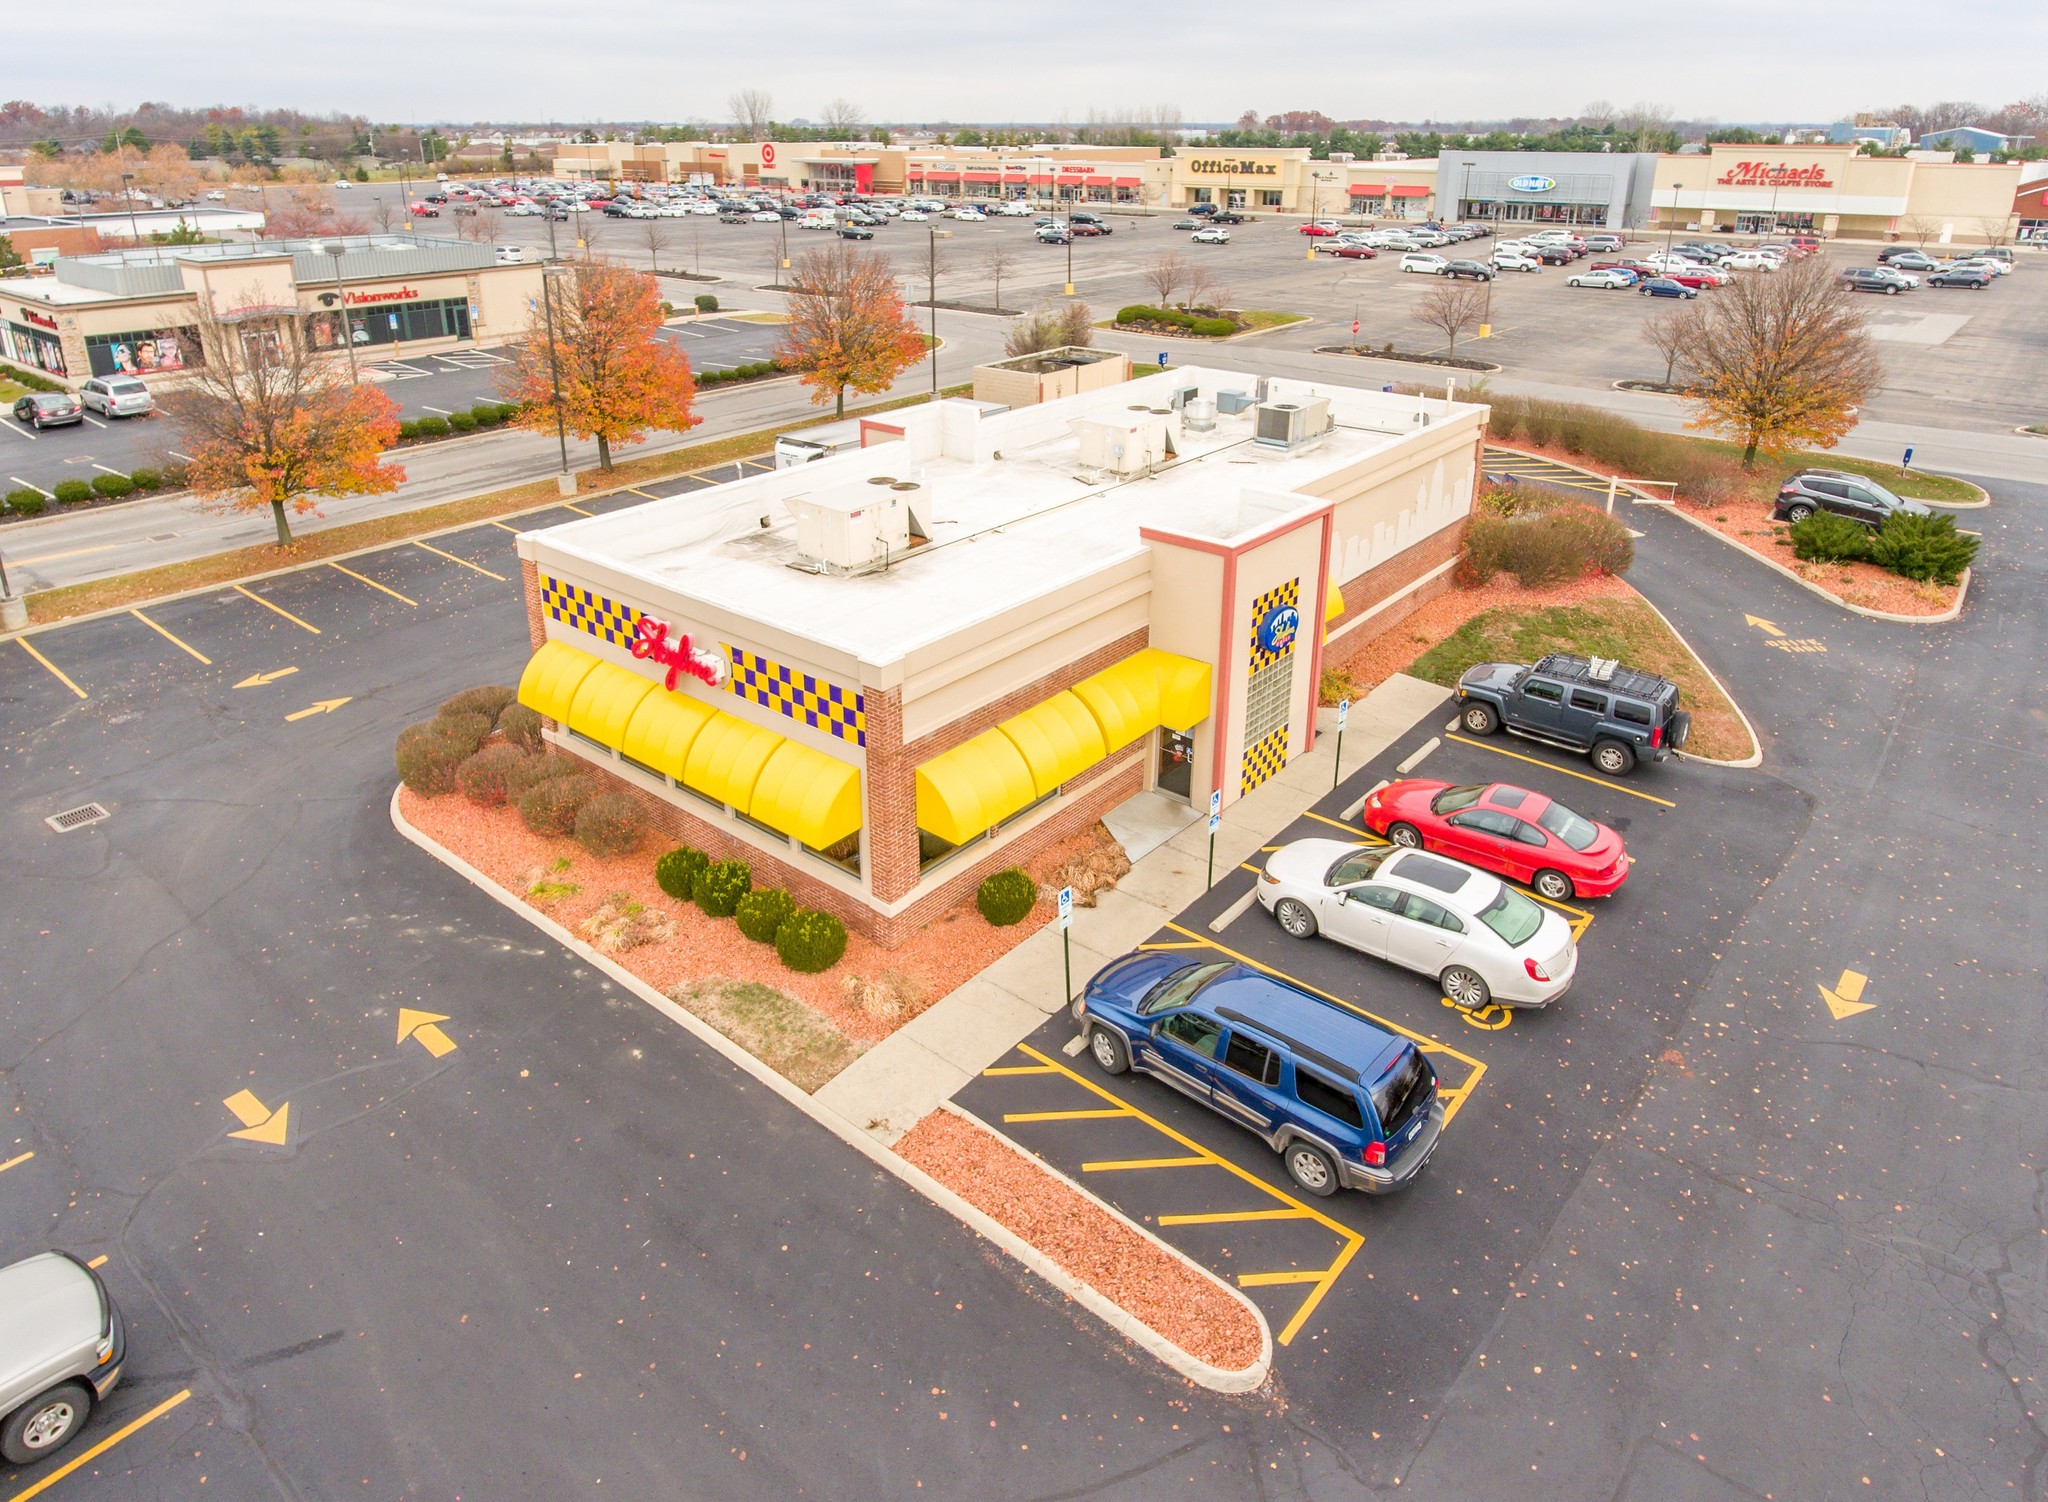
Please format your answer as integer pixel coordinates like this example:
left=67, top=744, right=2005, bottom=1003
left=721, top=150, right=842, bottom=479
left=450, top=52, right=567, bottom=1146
left=1745, top=614, right=1785, bottom=638
left=222, top=1089, right=291, bottom=1145
left=233, top=667, right=299, bottom=689
left=1820, top=968, right=1874, bottom=1021
left=284, top=697, right=352, bottom=723
left=397, top=1008, right=457, bottom=1058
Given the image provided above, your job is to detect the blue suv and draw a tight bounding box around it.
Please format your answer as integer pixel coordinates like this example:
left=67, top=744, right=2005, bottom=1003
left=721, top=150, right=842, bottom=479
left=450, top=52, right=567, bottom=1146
left=1077, top=954, right=1444, bottom=1197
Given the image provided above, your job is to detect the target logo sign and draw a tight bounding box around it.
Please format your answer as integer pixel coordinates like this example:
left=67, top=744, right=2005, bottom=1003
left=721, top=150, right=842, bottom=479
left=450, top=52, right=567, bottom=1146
left=760, top=143, right=777, bottom=167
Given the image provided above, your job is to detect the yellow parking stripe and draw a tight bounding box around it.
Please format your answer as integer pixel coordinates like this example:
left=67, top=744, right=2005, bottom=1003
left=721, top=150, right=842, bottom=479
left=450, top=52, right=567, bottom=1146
left=6, top=1388, right=191, bottom=1502
left=328, top=562, right=417, bottom=607
left=1301, top=809, right=1383, bottom=840
left=983, top=1065, right=1059, bottom=1077
left=129, top=609, right=212, bottom=665
left=1002, top=1108, right=1131, bottom=1123
left=1237, top=1269, right=1329, bottom=1287
left=414, top=541, right=506, bottom=580
left=625, top=487, right=664, bottom=500
left=1081, top=1155, right=1210, bottom=1172
left=0, top=1151, right=33, bottom=1174
left=1445, top=733, right=1677, bottom=807
left=232, top=584, right=321, bottom=633
left=560, top=501, right=594, bottom=516
left=1158, top=1208, right=1311, bottom=1226
left=16, top=637, right=86, bottom=698
left=488, top=520, right=523, bottom=533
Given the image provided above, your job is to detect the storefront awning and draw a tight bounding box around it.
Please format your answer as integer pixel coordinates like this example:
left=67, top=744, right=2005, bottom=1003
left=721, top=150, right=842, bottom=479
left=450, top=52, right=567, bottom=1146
left=998, top=691, right=1109, bottom=798
left=1325, top=578, right=1346, bottom=624
left=1114, top=177, right=1141, bottom=188
left=563, top=660, right=654, bottom=749
left=925, top=170, right=960, bottom=181
left=1391, top=185, right=1430, bottom=198
left=750, top=739, right=862, bottom=850
left=1350, top=184, right=1387, bottom=196
left=620, top=689, right=718, bottom=780
left=518, top=639, right=600, bottom=723
left=684, top=710, right=785, bottom=812
left=1070, top=648, right=1213, bottom=752
left=917, top=729, right=1039, bottom=847
left=963, top=172, right=1001, bottom=183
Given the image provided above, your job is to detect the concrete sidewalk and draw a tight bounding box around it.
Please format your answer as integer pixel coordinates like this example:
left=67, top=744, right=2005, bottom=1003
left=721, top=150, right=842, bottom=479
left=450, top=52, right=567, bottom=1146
left=814, top=673, right=1452, bottom=1143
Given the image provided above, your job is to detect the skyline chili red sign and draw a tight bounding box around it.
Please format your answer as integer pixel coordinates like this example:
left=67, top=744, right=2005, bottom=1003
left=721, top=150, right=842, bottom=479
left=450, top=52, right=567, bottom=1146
left=630, top=617, right=730, bottom=692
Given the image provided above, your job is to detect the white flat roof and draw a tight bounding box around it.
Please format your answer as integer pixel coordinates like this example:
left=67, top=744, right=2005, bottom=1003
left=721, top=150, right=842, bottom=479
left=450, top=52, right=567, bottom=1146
left=523, top=368, right=1482, bottom=667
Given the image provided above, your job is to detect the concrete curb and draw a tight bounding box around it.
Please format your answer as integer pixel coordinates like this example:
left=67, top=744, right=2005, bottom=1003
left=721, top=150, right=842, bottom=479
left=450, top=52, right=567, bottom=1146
left=1662, top=503, right=1970, bottom=625
left=387, top=785, right=1270, bottom=1395
left=1625, top=586, right=1765, bottom=769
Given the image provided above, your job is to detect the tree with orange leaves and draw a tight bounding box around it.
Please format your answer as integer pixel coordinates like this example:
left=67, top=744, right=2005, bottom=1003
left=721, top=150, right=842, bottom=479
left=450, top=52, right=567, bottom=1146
left=163, top=304, right=404, bottom=547
left=1667, top=255, right=1883, bottom=466
left=780, top=242, right=927, bottom=418
left=498, top=262, right=698, bottom=470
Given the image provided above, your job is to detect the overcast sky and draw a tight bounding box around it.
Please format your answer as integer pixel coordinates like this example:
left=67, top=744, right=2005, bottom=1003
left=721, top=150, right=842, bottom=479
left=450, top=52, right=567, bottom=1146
left=18, top=1, right=2043, bottom=126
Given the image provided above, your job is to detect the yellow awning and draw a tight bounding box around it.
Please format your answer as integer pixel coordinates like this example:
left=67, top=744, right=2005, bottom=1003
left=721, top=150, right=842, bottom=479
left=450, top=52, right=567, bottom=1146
left=998, top=691, right=1108, bottom=798
left=620, top=690, right=718, bottom=779
left=1071, top=659, right=1159, bottom=755
left=517, top=639, right=601, bottom=723
left=565, top=660, right=656, bottom=749
left=916, top=728, right=1038, bottom=845
left=1325, top=577, right=1346, bottom=624
left=1143, top=648, right=1214, bottom=732
left=683, top=710, right=785, bottom=811
left=750, top=740, right=862, bottom=850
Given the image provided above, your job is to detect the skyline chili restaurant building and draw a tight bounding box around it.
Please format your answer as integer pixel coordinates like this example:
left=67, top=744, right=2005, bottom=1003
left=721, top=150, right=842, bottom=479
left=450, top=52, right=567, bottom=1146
left=513, top=368, right=1486, bottom=945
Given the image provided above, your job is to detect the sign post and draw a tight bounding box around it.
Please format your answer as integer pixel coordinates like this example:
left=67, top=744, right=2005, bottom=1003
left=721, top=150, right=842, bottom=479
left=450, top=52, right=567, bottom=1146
left=1157, top=352, right=1168, bottom=369
left=1058, top=886, right=1074, bottom=1010
left=1901, top=444, right=1914, bottom=472
left=1206, top=790, right=1222, bottom=890
left=1333, top=697, right=1350, bottom=789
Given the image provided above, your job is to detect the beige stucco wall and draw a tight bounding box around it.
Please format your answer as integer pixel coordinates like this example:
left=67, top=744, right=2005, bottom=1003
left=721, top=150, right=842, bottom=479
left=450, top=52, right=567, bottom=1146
left=1309, top=418, right=1479, bottom=584
left=1144, top=542, right=1226, bottom=809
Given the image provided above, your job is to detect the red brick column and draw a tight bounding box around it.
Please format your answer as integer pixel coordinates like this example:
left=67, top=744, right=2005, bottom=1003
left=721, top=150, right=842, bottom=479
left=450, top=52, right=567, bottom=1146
left=520, top=557, right=545, bottom=651
left=864, top=685, right=919, bottom=904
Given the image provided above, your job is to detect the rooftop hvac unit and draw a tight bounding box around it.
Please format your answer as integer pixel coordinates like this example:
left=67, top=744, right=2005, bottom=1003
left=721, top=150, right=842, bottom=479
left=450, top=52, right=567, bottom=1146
left=1253, top=397, right=1333, bottom=450
left=1167, top=382, right=1199, bottom=410
left=1075, top=414, right=1175, bottom=476
left=1183, top=397, right=1217, bottom=433
left=1215, top=389, right=1255, bottom=415
left=786, top=483, right=914, bottom=574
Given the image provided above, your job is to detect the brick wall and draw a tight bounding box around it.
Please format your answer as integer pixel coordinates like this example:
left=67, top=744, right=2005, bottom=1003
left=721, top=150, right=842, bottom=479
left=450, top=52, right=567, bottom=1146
left=520, top=557, right=545, bottom=651
left=901, top=625, right=1151, bottom=765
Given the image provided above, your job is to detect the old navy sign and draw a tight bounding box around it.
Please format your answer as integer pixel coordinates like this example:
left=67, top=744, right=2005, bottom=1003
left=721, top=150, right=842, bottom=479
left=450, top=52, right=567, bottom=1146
left=1257, top=603, right=1300, bottom=655
left=1188, top=158, right=1279, bottom=176
left=631, top=617, right=731, bottom=692
left=1715, top=161, right=1834, bottom=189
left=1507, top=174, right=1556, bottom=193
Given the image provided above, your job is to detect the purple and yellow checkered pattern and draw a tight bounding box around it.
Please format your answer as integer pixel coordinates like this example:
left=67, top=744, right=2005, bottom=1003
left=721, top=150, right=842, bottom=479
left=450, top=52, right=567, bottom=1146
left=727, top=647, right=866, bottom=747
left=541, top=575, right=641, bottom=649
left=1247, top=577, right=1300, bottom=672
left=1241, top=725, right=1289, bottom=795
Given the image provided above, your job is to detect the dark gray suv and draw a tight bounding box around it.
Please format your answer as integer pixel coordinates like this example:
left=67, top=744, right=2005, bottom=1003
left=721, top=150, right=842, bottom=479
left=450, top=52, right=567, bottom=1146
left=1456, top=654, right=1688, bottom=777
left=1772, top=470, right=1931, bottom=527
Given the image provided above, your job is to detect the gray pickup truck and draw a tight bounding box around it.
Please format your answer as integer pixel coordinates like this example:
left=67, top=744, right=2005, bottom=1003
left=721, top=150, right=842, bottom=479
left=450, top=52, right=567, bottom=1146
left=1454, top=653, right=1689, bottom=777
left=1, top=1253, right=126, bottom=1464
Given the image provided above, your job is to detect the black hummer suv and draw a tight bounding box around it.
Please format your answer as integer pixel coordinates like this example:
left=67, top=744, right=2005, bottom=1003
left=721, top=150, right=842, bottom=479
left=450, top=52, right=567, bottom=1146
left=1454, top=654, right=1689, bottom=777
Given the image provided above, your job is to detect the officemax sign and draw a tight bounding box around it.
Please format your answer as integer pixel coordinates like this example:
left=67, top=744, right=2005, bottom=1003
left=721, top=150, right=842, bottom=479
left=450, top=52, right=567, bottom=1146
left=1187, top=159, right=1279, bottom=176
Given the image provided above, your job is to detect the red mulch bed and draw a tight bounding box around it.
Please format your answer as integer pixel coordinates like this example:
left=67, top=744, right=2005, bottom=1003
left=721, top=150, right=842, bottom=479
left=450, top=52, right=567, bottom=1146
left=896, top=1110, right=1265, bottom=1374
left=400, top=785, right=1113, bottom=1046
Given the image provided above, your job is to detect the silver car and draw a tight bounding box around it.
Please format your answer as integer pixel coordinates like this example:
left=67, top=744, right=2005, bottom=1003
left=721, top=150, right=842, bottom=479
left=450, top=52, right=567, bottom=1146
left=79, top=376, right=154, bottom=418
left=1, top=1253, right=125, bottom=1464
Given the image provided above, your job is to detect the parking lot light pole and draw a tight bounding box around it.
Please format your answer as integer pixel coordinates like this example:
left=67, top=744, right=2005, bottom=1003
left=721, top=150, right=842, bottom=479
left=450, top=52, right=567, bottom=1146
left=928, top=227, right=952, bottom=397
left=1664, top=182, right=1682, bottom=262
left=322, top=240, right=359, bottom=384
left=539, top=266, right=572, bottom=491
left=119, top=172, right=143, bottom=248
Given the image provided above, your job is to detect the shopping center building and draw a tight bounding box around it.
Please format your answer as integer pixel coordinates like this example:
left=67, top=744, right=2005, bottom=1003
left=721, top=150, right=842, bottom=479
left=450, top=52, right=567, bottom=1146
left=0, top=236, right=544, bottom=385
left=1649, top=144, right=2024, bottom=241
left=1433, top=150, right=1663, bottom=229
left=513, top=370, right=1484, bottom=945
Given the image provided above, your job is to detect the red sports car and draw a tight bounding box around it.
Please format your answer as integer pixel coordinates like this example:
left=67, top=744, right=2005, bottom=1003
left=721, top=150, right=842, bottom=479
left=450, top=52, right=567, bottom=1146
left=1361, top=779, right=1631, bottom=900
left=1319, top=243, right=1378, bottom=258
left=1298, top=222, right=1340, bottom=236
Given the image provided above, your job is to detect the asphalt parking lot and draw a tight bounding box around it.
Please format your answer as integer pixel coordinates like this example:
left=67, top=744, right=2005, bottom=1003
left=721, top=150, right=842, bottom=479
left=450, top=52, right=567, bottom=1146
left=959, top=712, right=1805, bottom=1466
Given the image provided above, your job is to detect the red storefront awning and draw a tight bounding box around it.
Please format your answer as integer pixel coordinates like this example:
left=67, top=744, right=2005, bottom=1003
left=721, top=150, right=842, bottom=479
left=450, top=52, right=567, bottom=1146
left=963, top=172, right=1000, bottom=183
left=925, top=170, right=960, bottom=181
left=1114, top=177, right=1141, bottom=187
left=907, top=167, right=925, bottom=178
left=1349, top=183, right=1387, bottom=196
left=1025, top=172, right=1053, bottom=184
left=1391, top=185, right=1430, bottom=198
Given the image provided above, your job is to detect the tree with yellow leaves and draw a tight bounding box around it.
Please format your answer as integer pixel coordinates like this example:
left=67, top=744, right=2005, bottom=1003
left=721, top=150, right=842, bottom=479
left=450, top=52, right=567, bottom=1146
left=1667, top=256, right=1884, bottom=466
left=499, top=262, right=699, bottom=470
left=780, top=242, right=927, bottom=418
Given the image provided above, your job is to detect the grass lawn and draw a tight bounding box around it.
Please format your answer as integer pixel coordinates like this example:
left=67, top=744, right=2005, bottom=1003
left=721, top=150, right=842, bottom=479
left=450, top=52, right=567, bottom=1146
left=1685, top=438, right=1979, bottom=505
left=1407, top=598, right=1752, bottom=762
left=671, top=978, right=859, bottom=1093
left=1234, top=309, right=1311, bottom=333
left=0, top=379, right=28, bottom=405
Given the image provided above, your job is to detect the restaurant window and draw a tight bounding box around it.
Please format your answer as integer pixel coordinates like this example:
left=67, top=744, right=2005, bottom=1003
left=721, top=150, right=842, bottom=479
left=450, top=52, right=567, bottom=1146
left=311, top=296, right=471, bottom=352
left=1192, top=187, right=1213, bottom=204
left=918, top=826, right=968, bottom=873
left=805, top=831, right=862, bottom=877
left=85, top=327, right=199, bottom=378
left=1245, top=656, right=1294, bottom=746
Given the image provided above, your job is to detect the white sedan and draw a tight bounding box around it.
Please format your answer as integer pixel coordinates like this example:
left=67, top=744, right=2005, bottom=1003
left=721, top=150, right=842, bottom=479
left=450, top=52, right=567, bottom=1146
left=1491, top=251, right=1542, bottom=273
left=1567, top=268, right=1635, bottom=289
left=1191, top=226, right=1230, bottom=244
left=899, top=209, right=929, bottom=223
left=750, top=209, right=780, bottom=222
left=951, top=207, right=987, bottom=221
left=1256, top=839, right=1578, bottom=1009
left=1399, top=253, right=1448, bottom=274
left=1719, top=251, right=1781, bottom=271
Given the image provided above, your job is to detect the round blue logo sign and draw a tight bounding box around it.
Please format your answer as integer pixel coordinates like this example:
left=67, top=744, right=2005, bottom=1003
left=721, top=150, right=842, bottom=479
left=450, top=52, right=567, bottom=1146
left=1508, top=174, right=1557, bottom=193
left=1257, top=604, right=1300, bottom=655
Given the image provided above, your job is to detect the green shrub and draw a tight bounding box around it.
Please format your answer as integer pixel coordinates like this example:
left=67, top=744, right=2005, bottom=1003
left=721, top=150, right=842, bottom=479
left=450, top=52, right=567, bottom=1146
left=447, top=410, right=477, bottom=433
left=5, top=488, right=45, bottom=516
left=775, top=909, right=848, bottom=974
left=396, top=721, right=470, bottom=795
left=697, top=368, right=723, bottom=385
left=433, top=710, right=495, bottom=756
left=1118, top=303, right=1163, bottom=325
left=52, top=480, right=92, bottom=505
left=160, top=464, right=189, bottom=489
left=691, top=858, right=752, bottom=917
left=655, top=846, right=710, bottom=901
left=1460, top=502, right=1633, bottom=587
left=1789, top=511, right=1874, bottom=564
left=128, top=467, right=162, bottom=490
left=353, top=166, right=369, bottom=182
left=575, top=791, right=648, bottom=858
left=398, top=420, right=422, bottom=440
left=694, top=293, right=719, bottom=313
left=89, top=473, right=134, bottom=499
left=441, top=684, right=516, bottom=722
left=456, top=743, right=531, bottom=806
left=1192, top=316, right=1236, bottom=337
left=1869, top=511, right=1978, bottom=585
left=519, top=773, right=597, bottom=835
left=416, top=416, right=451, bottom=438
left=735, top=887, right=797, bottom=943
left=0, top=361, right=66, bottom=393
left=976, top=867, right=1038, bottom=926
left=470, top=403, right=504, bottom=426
left=502, top=750, right=581, bottom=798
left=1533, top=502, right=1634, bottom=576
left=498, top=702, right=544, bottom=754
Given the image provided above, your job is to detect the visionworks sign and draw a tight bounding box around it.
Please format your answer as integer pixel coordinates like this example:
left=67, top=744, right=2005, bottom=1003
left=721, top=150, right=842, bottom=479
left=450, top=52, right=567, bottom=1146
left=1187, top=158, right=1279, bottom=176
left=1715, top=161, right=1833, bottom=189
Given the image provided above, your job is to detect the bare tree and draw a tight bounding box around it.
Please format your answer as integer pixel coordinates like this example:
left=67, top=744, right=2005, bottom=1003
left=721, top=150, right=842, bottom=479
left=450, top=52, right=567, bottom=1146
left=1580, top=99, right=1617, bottom=128
left=1003, top=300, right=1096, bottom=358
left=819, top=99, right=864, bottom=138
left=1410, top=281, right=1488, bottom=359
left=1976, top=216, right=2015, bottom=248
left=1183, top=261, right=1228, bottom=314
left=894, top=235, right=948, bottom=306
left=980, top=245, right=1017, bottom=313
left=1640, top=308, right=1694, bottom=389
left=370, top=195, right=401, bottom=234
left=1140, top=251, right=1191, bottom=308
left=729, top=89, right=775, bottom=140
left=456, top=207, right=504, bottom=246
left=1903, top=214, right=1943, bottom=249
left=635, top=215, right=674, bottom=273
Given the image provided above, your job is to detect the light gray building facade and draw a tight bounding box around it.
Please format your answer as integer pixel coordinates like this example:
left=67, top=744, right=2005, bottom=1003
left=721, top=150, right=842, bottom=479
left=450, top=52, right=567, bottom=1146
left=1435, top=151, right=1663, bottom=230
